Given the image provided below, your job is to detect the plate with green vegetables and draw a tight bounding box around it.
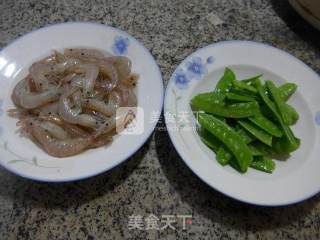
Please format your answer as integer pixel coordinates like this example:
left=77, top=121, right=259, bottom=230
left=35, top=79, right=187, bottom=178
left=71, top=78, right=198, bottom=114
left=164, top=41, right=320, bottom=206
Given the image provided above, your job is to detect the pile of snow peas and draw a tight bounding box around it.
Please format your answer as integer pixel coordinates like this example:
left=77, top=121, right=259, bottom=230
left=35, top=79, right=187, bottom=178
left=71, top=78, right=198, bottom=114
left=191, top=68, right=300, bottom=174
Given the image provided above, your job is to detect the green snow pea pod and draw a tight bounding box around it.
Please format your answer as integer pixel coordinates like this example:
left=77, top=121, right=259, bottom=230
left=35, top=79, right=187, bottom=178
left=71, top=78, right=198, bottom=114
left=228, top=157, right=242, bottom=172
left=230, top=88, right=260, bottom=100
left=216, top=127, right=257, bottom=166
left=193, top=92, right=225, bottom=106
left=250, top=156, right=275, bottom=173
left=279, top=83, right=297, bottom=101
left=197, top=127, right=221, bottom=151
left=240, top=74, right=263, bottom=86
left=225, top=93, right=256, bottom=102
left=228, top=155, right=275, bottom=173
left=249, top=113, right=283, bottom=137
left=248, top=144, right=264, bottom=156
left=216, top=146, right=232, bottom=166
left=238, top=120, right=273, bottom=146
left=266, top=80, right=292, bottom=125
left=191, top=94, right=260, bottom=118
left=273, top=130, right=301, bottom=154
left=258, top=85, right=300, bottom=152
left=236, top=127, right=255, bottom=144
left=215, top=67, right=236, bottom=93
left=284, top=104, right=299, bottom=125
left=198, top=113, right=252, bottom=172
left=233, top=80, right=258, bottom=93
left=253, top=141, right=277, bottom=156
left=217, top=141, right=263, bottom=167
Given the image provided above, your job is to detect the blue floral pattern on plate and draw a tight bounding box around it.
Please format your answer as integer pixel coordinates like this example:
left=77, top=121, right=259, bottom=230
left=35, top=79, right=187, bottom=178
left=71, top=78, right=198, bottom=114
left=112, top=36, right=130, bottom=55
left=174, top=68, right=190, bottom=89
left=173, top=56, right=213, bottom=89
left=207, top=56, right=214, bottom=64
left=315, top=112, right=320, bottom=125
left=186, top=57, right=208, bottom=80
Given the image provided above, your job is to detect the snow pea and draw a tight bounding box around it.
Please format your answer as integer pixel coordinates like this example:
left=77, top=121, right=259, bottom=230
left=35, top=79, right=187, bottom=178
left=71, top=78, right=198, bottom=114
left=193, top=92, right=225, bottom=106
left=248, top=144, right=264, bottom=156
left=238, top=120, right=273, bottom=146
left=216, top=127, right=257, bottom=165
left=216, top=146, right=232, bottom=166
left=228, top=155, right=275, bottom=173
left=249, top=113, right=283, bottom=137
left=266, top=80, right=291, bottom=125
left=284, top=104, right=299, bottom=125
left=233, top=80, right=258, bottom=93
left=225, top=93, right=256, bottom=102
left=191, top=94, right=260, bottom=118
left=250, top=156, right=275, bottom=173
left=253, top=141, right=276, bottom=156
left=217, top=141, right=263, bottom=168
left=258, top=85, right=300, bottom=152
left=198, top=113, right=252, bottom=172
left=273, top=129, right=301, bottom=154
left=197, top=127, right=221, bottom=151
left=279, top=83, right=297, bottom=101
left=236, top=127, right=255, bottom=144
left=215, top=67, right=235, bottom=93
left=240, top=74, right=263, bottom=86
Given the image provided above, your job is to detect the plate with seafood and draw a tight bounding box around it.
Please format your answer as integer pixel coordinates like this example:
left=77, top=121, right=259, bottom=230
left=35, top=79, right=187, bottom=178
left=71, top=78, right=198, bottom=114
left=0, top=22, right=163, bottom=182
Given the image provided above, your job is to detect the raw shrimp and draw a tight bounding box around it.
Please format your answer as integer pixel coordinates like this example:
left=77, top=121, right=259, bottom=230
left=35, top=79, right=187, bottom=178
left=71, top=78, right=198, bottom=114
left=36, top=102, right=60, bottom=116
left=98, top=60, right=119, bottom=90
left=64, top=48, right=112, bottom=60
left=107, top=56, right=132, bottom=81
left=82, top=91, right=122, bottom=117
left=39, top=121, right=70, bottom=140
left=12, top=78, right=60, bottom=109
left=9, top=48, right=139, bottom=157
left=59, top=87, right=103, bottom=128
left=79, top=63, right=99, bottom=95
left=29, top=58, right=80, bottom=90
left=26, top=118, right=94, bottom=157
left=38, top=115, right=89, bottom=138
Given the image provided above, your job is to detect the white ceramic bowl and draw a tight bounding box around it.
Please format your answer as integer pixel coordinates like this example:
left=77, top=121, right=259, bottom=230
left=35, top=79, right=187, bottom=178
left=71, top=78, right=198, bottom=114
left=164, top=41, right=320, bottom=206
left=0, top=22, right=163, bottom=182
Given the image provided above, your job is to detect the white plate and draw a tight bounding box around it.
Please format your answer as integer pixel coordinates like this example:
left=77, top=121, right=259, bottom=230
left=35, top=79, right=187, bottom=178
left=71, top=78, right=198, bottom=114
left=0, top=22, right=163, bottom=182
left=164, top=41, right=320, bottom=206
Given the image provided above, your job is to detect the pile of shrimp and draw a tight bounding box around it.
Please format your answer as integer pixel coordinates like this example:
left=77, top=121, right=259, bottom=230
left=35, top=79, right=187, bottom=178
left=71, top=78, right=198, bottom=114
left=8, top=48, right=138, bottom=157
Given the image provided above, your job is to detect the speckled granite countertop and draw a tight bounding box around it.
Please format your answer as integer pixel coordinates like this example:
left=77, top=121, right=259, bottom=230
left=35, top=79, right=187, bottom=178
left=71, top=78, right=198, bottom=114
left=0, top=0, right=320, bottom=239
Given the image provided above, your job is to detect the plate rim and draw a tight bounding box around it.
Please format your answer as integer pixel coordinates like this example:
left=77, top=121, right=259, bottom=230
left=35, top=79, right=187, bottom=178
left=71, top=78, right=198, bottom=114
left=164, top=40, right=320, bottom=206
left=0, top=22, right=164, bottom=182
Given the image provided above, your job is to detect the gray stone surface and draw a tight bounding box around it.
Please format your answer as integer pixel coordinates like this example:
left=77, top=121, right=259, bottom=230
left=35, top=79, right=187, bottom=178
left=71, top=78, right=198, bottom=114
left=0, top=0, right=320, bottom=239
